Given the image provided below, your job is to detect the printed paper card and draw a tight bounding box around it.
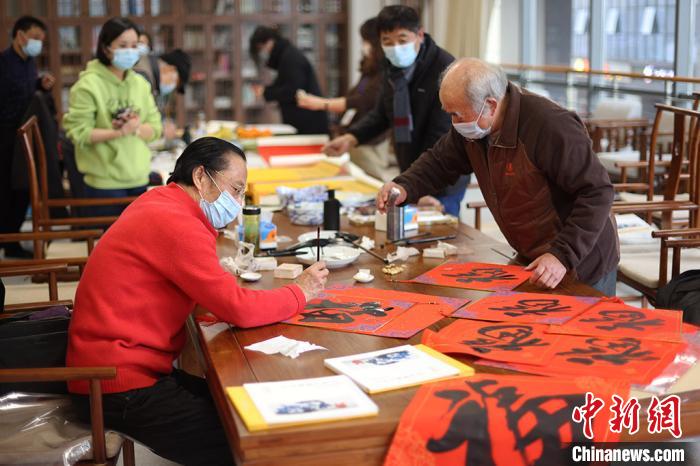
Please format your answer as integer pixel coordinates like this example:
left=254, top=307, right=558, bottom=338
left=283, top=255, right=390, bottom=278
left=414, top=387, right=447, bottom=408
left=548, top=299, right=684, bottom=342
left=384, top=374, right=629, bottom=466
left=407, top=262, right=530, bottom=292
left=324, top=344, right=473, bottom=393
left=453, top=291, right=598, bottom=324
left=421, top=319, right=562, bottom=365
left=228, top=375, right=378, bottom=431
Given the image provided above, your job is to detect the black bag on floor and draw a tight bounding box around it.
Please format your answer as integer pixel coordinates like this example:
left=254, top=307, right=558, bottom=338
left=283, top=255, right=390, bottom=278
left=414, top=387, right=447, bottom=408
left=656, top=270, right=700, bottom=325
left=0, top=306, right=71, bottom=394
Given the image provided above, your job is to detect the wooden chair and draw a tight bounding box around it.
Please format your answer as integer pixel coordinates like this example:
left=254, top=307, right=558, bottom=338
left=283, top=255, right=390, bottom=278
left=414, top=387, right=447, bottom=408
left=0, top=368, right=135, bottom=466
left=0, top=230, right=98, bottom=288
left=0, top=229, right=101, bottom=263
left=0, top=263, right=71, bottom=313
left=17, top=116, right=136, bottom=237
left=0, top=265, right=136, bottom=466
left=586, top=119, right=653, bottom=185
left=653, top=228, right=700, bottom=289
left=612, top=104, right=700, bottom=303
left=613, top=104, right=700, bottom=230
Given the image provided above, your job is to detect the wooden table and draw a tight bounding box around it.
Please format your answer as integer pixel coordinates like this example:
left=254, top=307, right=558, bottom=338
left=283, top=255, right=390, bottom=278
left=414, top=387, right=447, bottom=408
left=192, top=217, right=700, bottom=465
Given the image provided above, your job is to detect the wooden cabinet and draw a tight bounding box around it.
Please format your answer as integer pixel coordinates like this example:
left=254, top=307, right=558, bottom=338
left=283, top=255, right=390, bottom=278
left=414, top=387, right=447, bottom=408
left=0, top=0, right=348, bottom=127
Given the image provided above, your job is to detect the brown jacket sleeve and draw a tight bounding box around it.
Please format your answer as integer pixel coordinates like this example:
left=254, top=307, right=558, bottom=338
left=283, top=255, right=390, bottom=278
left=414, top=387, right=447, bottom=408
left=393, top=128, right=473, bottom=203
left=532, top=112, right=615, bottom=270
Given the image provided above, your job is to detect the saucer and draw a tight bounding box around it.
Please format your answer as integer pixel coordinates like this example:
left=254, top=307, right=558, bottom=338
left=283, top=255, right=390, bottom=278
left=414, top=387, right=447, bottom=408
left=240, top=272, right=262, bottom=282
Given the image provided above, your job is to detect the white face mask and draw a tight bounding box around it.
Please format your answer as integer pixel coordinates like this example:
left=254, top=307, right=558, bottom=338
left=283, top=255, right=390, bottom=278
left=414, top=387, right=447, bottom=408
left=137, top=43, right=150, bottom=57
left=453, top=101, right=492, bottom=140
left=382, top=41, right=418, bottom=68
left=22, top=38, right=42, bottom=57
left=198, top=170, right=242, bottom=229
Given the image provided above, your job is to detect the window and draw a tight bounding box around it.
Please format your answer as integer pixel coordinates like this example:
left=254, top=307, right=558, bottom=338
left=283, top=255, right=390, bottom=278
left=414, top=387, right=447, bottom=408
left=604, top=0, right=676, bottom=91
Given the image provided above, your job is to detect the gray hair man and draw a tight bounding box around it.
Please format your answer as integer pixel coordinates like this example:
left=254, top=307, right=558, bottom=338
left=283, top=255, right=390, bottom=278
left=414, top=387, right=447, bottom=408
left=377, top=58, right=619, bottom=294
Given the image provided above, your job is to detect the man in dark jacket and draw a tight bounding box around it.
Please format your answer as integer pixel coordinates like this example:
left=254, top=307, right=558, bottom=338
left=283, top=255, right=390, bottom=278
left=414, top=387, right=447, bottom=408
left=249, top=26, right=328, bottom=135
left=324, top=5, right=468, bottom=216
left=0, top=16, right=55, bottom=258
left=377, top=58, right=619, bottom=295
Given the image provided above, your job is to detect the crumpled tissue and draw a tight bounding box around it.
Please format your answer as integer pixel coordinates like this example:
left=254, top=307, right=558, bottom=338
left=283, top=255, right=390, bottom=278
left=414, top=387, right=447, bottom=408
left=244, top=335, right=327, bottom=359
left=220, top=240, right=256, bottom=275
left=387, top=246, right=420, bottom=263
left=359, top=236, right=375, bottom=250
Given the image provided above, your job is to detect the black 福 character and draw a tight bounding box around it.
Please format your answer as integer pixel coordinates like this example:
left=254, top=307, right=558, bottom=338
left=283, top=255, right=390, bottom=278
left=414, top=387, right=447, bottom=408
left=580, top=309, right=664, bottom=332
left=489, top=298, right=573, bottom=317
left=443, top=267, right=518, bottom=284
left=427, top=378, right=587, bottom=465
left=556, top=337, right=658, bottom=366
left=461, top=324, right=549, bottom=353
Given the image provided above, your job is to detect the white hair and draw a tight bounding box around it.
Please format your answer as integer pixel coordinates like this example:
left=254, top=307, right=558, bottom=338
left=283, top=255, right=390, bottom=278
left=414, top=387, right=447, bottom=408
left=441, top=58, right=508, bottom=109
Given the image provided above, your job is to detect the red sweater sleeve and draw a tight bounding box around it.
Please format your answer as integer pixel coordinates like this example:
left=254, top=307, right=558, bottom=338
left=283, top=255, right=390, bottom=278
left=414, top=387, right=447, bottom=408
left=154, top=219, right=306, bottom=328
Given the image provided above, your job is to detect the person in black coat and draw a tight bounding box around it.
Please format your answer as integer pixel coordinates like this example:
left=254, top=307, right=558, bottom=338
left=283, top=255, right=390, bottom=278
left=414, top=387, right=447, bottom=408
left=323, top=6, right=469, bottom=216
left=0, top=16, right=55, bottom=258
left=249, top=27, right=329, bottom=135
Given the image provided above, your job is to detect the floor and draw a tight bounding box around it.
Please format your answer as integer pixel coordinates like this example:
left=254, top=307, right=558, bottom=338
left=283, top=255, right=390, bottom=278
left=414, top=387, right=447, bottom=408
left=117, top=444, right=180, bottom=466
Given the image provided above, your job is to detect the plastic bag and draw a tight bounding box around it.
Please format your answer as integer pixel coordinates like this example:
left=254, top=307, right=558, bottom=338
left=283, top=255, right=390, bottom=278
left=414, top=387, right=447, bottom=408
left=0, top=392, right=122, bottom=465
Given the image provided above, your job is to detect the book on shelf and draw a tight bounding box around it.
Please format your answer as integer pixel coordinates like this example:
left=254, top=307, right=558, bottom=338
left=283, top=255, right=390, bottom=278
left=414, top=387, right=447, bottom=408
left=324, top=344, right=474, bottom=394
left=227, top=375, right=378, bottom=432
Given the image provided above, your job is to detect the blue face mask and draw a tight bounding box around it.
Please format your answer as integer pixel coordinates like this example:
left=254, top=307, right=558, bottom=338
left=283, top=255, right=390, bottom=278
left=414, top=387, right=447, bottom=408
left=137, top=43, right=150, bottom=57
left=160, top=81, right=177, bottom=95
left=22, top=38, right=42, bottom=57
left=199, top=171, right=242, bottom=229
left=111, top=47, right=140, bottom=71
left=453, top=101, right=492, bottom=140
left=382, top=42, right=418, bottom=68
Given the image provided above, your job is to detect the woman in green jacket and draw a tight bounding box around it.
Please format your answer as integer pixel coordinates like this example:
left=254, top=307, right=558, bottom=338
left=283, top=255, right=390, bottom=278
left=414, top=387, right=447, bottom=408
left=63, top=17, right=162, bottom=216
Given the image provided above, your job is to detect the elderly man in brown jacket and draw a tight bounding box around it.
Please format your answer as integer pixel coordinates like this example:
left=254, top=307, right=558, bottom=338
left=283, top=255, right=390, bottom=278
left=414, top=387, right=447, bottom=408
left=377, top=58, right=619, bottom=295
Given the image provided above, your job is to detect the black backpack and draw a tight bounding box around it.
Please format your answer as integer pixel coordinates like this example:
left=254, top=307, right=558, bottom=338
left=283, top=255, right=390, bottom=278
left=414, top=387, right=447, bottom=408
left=656, top=270, right=700, bottom=325
left=0, top=306, right=71, bottom=394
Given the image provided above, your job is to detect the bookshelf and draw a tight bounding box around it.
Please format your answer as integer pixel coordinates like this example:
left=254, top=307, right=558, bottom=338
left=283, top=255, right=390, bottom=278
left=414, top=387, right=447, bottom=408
left=0, top=0, right=348, bottom=127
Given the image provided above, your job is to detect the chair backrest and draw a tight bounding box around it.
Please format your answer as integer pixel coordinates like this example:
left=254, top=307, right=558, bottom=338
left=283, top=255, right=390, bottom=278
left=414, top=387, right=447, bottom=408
left=586, top=119, right=649, bottom=154
left=17, top=116, right=51, bottom=232
left=647, top=104, right=700, bottom=228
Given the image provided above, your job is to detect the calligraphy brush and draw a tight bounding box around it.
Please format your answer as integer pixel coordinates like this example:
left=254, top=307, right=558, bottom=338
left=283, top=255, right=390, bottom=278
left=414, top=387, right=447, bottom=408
left=316, top=226, right=321, bottom=262
left=352, top=239, right=390, bottom=264
left=389, top=232, right=430, bottom=245
left=261, top=250, right=306, bottom=257
left=402, top=234, right=457, bottom=245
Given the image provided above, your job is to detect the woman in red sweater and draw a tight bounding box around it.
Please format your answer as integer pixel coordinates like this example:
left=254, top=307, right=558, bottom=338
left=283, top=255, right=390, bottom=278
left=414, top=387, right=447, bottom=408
left=66, top=137, right=328, bottom=465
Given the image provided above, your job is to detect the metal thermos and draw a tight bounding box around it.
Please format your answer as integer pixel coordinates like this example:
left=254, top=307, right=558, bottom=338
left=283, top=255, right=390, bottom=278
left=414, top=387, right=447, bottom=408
left=386, top=188, right=404, bottom=241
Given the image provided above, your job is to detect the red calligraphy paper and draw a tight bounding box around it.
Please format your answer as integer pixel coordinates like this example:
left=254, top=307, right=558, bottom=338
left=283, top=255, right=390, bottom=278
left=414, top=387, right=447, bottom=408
left=474, top=336, right=686, bottom=385
left=285, top=293, right=414, bottom=333
left=256, top=144, right=325, bottom=162
left=454, top=291, right=598, bottom=324
left=331, top=287, right=470, bottom=338
left=548, top=299, right=684, bottom=342
left=407, top=262, right=530, bottom=292
left=384, top=374, right=629, bottom=466
left=421, top=319, right=562, bottom=365
left=284, top=287, right=469, bottom=338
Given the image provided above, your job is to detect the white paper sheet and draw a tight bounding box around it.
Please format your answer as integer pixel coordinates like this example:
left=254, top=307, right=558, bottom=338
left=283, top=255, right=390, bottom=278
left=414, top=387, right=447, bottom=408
left=244, top=335, right=327, bottom=359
